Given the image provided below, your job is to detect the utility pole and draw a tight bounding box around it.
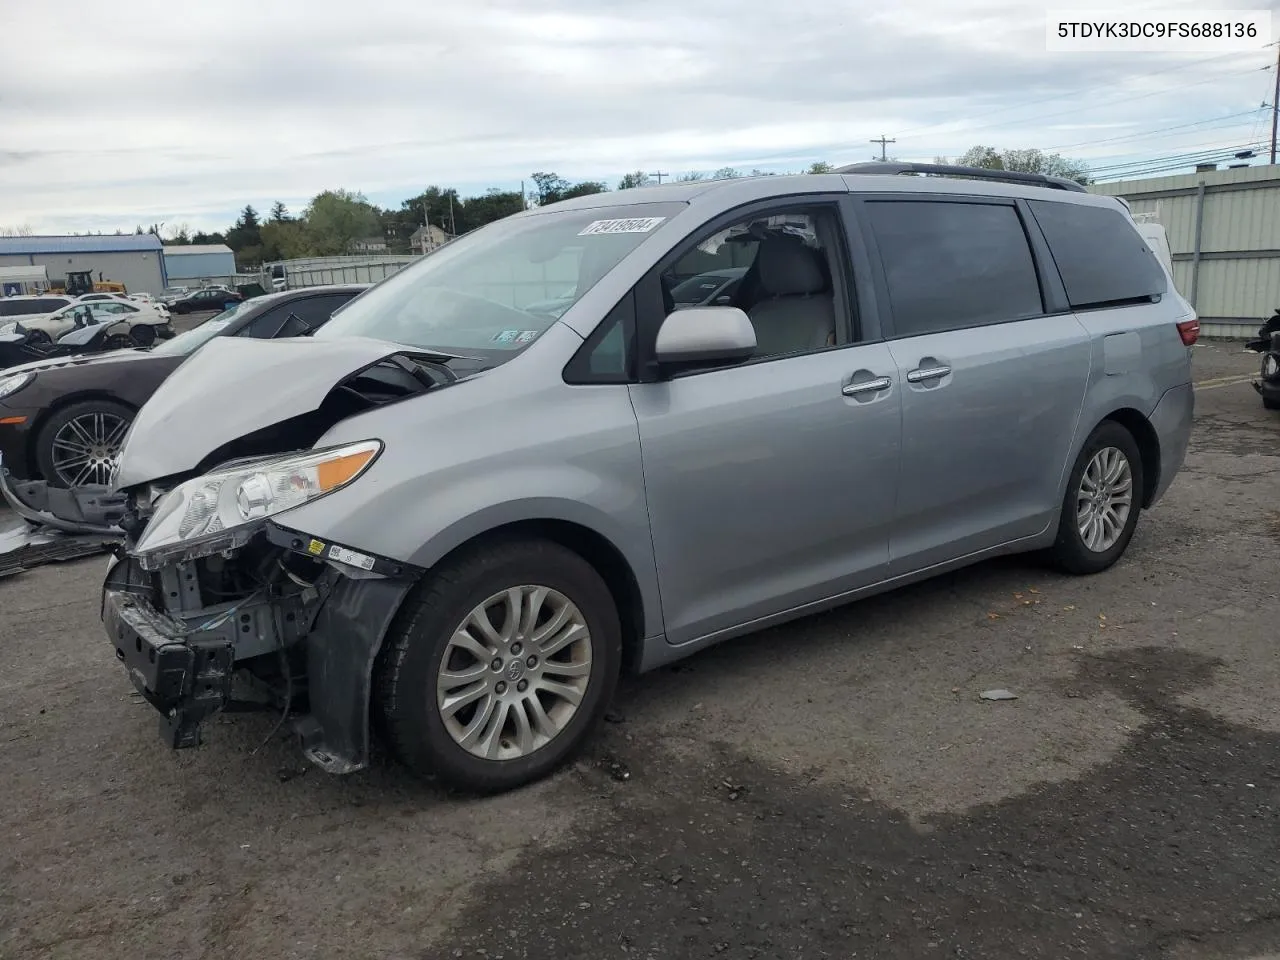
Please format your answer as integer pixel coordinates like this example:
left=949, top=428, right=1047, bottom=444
left=1271, top=41, right=1279, bottom=165
left=649, top=171, right=669, bottom=184
left=870, top=135, right=895, bottom=161
left=448, top=193, right=456, bottom=236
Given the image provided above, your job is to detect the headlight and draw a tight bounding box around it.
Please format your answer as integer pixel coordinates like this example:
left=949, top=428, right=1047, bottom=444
left=0, top=372, right=34, bottom=400
left=131, top=440, right=381, bottom=569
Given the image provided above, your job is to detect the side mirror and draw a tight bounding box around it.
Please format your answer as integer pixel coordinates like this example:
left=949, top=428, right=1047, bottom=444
left=653, top=306, right=756, bottom=371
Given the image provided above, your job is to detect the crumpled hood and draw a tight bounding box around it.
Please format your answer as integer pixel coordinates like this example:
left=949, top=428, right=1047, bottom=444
left=112, top=335, right=428, bottom=490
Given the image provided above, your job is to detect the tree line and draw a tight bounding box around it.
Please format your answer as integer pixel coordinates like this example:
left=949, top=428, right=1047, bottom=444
left=138, top=145, right=1090, bottom=269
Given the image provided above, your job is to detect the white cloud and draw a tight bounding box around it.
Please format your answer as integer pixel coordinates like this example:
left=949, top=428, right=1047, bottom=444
left=0, top=0, right=1274, bottom=233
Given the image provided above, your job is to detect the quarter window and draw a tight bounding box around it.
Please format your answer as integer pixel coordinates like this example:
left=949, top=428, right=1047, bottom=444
left=1027, top=200, right=1167, bottom=310
left=865, top=200, right=1044, bottom=337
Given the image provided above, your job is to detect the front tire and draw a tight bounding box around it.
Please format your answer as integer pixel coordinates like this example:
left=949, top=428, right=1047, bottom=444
left=1048, top=420, right=1144, bottom=575
left=376, top=539, right=622, bottom=794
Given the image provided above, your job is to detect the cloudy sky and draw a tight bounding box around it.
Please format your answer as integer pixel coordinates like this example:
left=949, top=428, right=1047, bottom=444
left=1, top=0, right=1276, bottom=236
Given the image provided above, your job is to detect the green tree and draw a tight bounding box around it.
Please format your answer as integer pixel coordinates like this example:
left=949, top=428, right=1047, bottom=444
left=562, top=181, right=607, bottom=200
left=269, top=201, right=292, bottom=223
left=617, top=171, right=651, bottom=189
left=225, top=205, right=263, bottom=258
left=712, top=167, right=742, bottom=180
left=677, top=171, right=707, bottom=181
left=530, top=172, right=571, bottom=205
left=807, top=161, right=835, bottom=174
left=946, top=145, right=1091, bottom=184
left=260, top=219, right=313, bottom=260
left=461, top=189, right=525, bottom=229
left=304, top=189, right=381, bottom=256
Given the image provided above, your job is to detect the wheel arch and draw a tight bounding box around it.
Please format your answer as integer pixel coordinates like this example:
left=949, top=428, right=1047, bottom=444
left=26, top=391, right=138, bottom=480
left=1099, top=406, right=1161, bottom=508
left=415, top=518, right=650, bottom=676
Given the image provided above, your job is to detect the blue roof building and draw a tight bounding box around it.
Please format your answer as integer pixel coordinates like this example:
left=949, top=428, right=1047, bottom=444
left=0, top=234, right=167, bottom=294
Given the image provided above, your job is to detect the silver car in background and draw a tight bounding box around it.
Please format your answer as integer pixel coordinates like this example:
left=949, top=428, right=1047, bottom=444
left=99, top=162, right=1196, bottom=793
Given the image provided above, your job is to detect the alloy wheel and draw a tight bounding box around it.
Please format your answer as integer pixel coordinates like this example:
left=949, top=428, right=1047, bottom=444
left=50, top=412, right=130, bottom=486
left=1076, top=446, right=1134, bottom=553
left=436, top=585, right=593, bottom=761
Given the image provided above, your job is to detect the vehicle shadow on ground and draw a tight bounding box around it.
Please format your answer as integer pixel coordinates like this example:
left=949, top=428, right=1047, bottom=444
left=428, top=645, right=1280, bottom=960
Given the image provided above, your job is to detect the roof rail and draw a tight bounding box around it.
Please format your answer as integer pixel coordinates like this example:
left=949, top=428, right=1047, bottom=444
left=835, top=161, right=1088, bottom=193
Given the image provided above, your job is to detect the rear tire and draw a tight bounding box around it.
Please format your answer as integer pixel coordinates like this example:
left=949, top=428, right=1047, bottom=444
left=130, top=324, right=157, bottom=347
left=1047, top=420, right=1144, bottom=575
left=25, top=329, right=52, bottom=346
left=376, top=538, right=622, bottom=794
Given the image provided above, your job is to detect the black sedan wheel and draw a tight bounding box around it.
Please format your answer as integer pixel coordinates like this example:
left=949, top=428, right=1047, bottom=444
left=35, top=399, right=134, bottom=488
left=130, top=324, right=157, bottom=347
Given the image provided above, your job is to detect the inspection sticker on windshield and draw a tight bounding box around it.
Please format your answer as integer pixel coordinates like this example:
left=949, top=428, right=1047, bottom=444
left=578, top=217, right=666, bottom=236
left=328, top=544, right=375, bottom=571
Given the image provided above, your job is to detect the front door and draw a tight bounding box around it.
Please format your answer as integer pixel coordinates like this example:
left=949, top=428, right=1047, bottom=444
left=856, top=195, right=1091, bottom=575
left=627, top=202, right=902, bottom=646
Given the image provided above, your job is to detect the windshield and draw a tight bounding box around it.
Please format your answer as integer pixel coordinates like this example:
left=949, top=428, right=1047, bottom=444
left=149, top=301, right=247, bottom=356
left=313, top=202, right=684, bottom=362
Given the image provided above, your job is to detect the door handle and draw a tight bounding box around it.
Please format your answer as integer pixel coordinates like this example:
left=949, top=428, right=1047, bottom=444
left=842, top=376, right=893, bottom=396
left=906, top=365, right=951, bottom=383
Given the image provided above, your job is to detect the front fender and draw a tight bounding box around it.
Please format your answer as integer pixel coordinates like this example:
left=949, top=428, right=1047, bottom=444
left=282, top=464, right=665, bottom=651
left=295, top=574, right=414, bottom=774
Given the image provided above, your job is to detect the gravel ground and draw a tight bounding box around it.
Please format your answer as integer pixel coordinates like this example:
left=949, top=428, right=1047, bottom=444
left=1, top=340, right=1277, bottom=960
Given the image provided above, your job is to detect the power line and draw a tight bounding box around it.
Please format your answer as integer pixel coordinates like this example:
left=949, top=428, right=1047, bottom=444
left=1089, top=141, right=1263, bottom=173
left=1090, top=144, right=1265, bottom=180
left=894, top=48, right=1260, bottom=142
left=1041, top=109, right=1267, bottom=151
left=934, top=63, right=1272, bottom=145
left=865, top=135, right=896, bottom=160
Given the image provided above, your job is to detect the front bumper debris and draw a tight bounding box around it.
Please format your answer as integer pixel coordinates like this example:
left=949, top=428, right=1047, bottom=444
left=0, top=455, right=125, bottom=577
left=102, top=529, right=417, bottom=773
left=103, top=588, right=234, bottom=748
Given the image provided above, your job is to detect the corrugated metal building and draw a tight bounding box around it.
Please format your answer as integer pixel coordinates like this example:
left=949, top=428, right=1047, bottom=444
left=1089, top=164, right=1280, bottom=337
left=0, top=234, right=167, bottom=295
left=163, top=243, right=237, bottom=282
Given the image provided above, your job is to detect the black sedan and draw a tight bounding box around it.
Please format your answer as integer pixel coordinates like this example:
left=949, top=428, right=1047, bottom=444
left=0, top=285, right=367, bottom=487
left=166, top=287, right=245, bottom=314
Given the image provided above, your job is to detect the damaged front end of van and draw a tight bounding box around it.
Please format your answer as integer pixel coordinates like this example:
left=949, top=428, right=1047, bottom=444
left=101, top=335, right=464, bottom=773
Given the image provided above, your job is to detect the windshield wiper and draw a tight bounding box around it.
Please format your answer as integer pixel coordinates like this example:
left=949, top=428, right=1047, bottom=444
left=386, top=353, right=458, bottom=386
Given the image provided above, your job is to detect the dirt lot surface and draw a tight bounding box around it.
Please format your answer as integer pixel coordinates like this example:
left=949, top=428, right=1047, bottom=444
left=2, top=341, right=1278, bottom=960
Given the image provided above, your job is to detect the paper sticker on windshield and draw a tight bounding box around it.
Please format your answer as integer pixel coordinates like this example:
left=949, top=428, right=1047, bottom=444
left=515, top=330, right=538, bottom=343
left=578, top=217, right=666, bottom=236
left=491, top=329, right=521, bottom=343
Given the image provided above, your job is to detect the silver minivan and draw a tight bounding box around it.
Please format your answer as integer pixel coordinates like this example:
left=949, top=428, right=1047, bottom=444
left=99, top=163, right=1197, bottom=793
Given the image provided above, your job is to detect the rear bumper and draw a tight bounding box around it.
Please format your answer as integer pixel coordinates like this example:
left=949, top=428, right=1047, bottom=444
left=1254, top=378, right=1280, bottom=403
left=1147, top=381, right=1194, bottom=508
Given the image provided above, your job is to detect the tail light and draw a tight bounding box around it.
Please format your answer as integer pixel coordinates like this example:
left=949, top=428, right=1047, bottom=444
left=1177, top=318, right=1200, bottom=346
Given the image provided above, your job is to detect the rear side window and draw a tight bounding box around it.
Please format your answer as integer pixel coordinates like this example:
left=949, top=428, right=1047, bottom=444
left=1027, top=200, right=1167, bottom=309
left=0, top=297, right=69, bottom=317
left=864, top=200, right=1044, bottom=337
left=292, top=293, right=356, bottom=329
